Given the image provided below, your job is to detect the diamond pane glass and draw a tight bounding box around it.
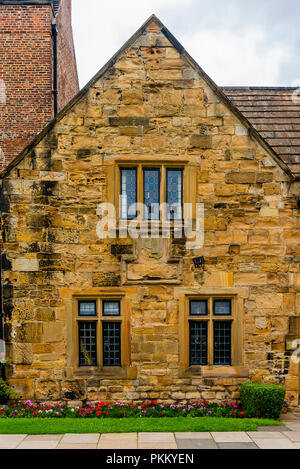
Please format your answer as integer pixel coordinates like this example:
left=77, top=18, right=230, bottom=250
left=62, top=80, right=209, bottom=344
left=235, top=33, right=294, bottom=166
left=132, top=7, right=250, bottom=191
left=103, top=301, right=120, bottom=317
left=79, top=322, right=97, bottom=366
left=190, top=321, right=208, bottom=366
left=103, top=322, right=121, bottom=366
left=214, top=321, right=231, bottom=366
left=79, top=301, right=96, bottom=316
left=143, top=169, right=160, bottom=220
left=166, top=169, right=183, bottom=220
left=214, top=300, right=231, bottom=316
left=120, top=168, right=137, bottom=219
left=190, top=300, right=208, bottom=316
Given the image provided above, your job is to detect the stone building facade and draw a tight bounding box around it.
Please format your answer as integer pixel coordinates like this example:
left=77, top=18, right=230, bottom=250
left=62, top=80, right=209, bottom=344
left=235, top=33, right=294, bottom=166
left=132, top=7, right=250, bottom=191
left=1, top=16, right=300, bottom=406
left=0, top=0, right=78, bottom=169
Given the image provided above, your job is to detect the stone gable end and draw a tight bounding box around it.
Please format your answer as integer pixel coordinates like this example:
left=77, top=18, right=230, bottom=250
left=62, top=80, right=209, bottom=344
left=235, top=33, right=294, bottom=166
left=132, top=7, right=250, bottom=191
left=1, top=17, right=300, bottom=406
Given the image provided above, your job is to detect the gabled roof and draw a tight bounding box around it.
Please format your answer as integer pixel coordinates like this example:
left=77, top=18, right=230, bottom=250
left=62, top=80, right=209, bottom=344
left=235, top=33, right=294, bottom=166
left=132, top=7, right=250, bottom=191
left=0, top=14, right=297, bottom=180
left=222, top=87, right=300, bottom=177
left=0, top=0, right=61, bottom=16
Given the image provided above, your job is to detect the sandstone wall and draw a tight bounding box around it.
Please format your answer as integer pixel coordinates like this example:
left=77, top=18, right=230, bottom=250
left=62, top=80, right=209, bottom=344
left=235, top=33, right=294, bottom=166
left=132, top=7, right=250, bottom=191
left=1, top=20, right=299, bottom=405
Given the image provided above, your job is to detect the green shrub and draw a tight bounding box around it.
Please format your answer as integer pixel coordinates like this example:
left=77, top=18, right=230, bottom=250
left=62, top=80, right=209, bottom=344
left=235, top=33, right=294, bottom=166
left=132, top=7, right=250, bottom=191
left=240, top=382, right=286, bottom=419
left=0, top=379, right=14, bottom=404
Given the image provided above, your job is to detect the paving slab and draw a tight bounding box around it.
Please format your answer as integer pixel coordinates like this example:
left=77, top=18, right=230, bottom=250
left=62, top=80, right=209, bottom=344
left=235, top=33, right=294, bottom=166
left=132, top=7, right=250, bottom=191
left=0, top=435, right=26, bottom=444
left=58, top=443, right=97, bottom=450
left=285, top=424, right=300, bottom=431
left=60, top=433, right=100, bottom=444
left=282, top=431, right=300, bottom=442
left=138, top=443, right=178, bottom=449
left=248, top=431, right=288, bottom=439
left=138, top=433, right=176, bottom=443
left=258, top=426, right=287, bottom=432
left=0, top=435, right=27, bottom=449
left=253, top=439, right=296, bottom=450
left=211, top=432, right=252, bottom=443
left=175, top=432, right=212, bottom=440
left=217, top=443, right=258, bottom=450
left=98, top=433, right=137, bottom=449
left=177, top=439, right=217, bottom=449
left=24, top=435, right=62, bottom=442
left=17, top=440, right=59, bottom=449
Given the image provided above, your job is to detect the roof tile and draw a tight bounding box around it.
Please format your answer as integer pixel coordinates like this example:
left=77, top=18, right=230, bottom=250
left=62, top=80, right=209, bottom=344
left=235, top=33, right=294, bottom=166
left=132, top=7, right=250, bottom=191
left=222, top=87, right=300, bottom=176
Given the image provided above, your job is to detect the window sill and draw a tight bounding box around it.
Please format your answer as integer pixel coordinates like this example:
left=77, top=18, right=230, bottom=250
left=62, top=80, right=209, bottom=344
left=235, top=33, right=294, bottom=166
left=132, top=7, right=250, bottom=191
left=180, top=366, right=249, bottom=379
left=72, top=366, right=137, bottom=380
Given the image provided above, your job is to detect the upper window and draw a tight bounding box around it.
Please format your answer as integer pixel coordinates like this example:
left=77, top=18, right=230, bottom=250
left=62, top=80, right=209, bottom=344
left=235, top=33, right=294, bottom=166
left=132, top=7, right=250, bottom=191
left=166, top=169, right=183, bottom=220
left=79, top=301, right=96, bottom=316
left=77, top=299, right=122, bottom=368
left=120, top=165, right=183, bottom=221
left=189, top=298, right=233, bottom=367
left=120, top=168, right=137, bottom=220
left=143, top=168, right=160, bottom=220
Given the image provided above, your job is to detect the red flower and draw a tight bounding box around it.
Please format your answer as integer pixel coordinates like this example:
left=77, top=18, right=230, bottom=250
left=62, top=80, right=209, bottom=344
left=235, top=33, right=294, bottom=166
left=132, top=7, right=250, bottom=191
left=205, top=401, right=209, bottom=404
left=240, top=411, right=245, bottom=415
left=152, top=400, right=158, bottom=405
left=161, top=412, right=164, bottom=416
left=106, top=412, right=109, bottom=415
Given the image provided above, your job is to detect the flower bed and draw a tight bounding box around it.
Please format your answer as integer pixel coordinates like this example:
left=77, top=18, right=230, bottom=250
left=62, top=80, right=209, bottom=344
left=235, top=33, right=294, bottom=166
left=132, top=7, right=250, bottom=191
left=0, top=400, right=247, bottom=419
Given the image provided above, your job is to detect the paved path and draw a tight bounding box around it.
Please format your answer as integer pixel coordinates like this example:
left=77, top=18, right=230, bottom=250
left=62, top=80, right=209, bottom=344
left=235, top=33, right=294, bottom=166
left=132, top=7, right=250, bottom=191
left=1, top=428, right=300, bottom=449
left=1, top=413, right=300, bottom=449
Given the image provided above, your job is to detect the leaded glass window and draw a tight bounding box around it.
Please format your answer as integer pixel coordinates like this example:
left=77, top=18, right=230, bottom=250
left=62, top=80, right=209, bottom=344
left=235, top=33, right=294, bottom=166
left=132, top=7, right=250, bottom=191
left=190, top=300, right=208, bottom=316
left=103, top=301, right=120, bottom=317
left=120, top=168, right=137, bottom=219
left=188, top=298, right=234, bottom=368
left=79, top=301, right=96, bottom=316
left=77, top=299, right=123, bottom=369
left=190, top=321, right=208, bottom=366
left=166, top=169, right=183, bottom=220
left=103, top=322, right=121, bottom=366
left=79, top=322, right=97, bottom=366
left=214, top=300, right=231, bottom=316
left=214, top=322, right=232, bottom=366
left=143, top=168, right=160, bottom=220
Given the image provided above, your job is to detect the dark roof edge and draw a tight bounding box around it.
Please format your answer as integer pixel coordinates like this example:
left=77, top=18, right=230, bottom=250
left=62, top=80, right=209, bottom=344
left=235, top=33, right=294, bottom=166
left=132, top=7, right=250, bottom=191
left=0, top=0, right=57, bottom=15
left=0, top=14, right=295, bottom=181
left=0, top=1, right=51, bottom=6
left=221, top=86, right=298, bottom=91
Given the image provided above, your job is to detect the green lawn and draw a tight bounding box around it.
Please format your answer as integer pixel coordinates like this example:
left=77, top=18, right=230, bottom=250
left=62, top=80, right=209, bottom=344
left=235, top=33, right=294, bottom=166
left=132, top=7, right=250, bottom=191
left=0, top=417, right=283, bottom=434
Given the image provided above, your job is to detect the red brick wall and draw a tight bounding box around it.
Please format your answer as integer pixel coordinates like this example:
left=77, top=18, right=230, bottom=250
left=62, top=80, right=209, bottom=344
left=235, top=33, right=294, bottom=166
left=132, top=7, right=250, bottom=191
left=56, top=0, right=79, bottom=111
left=0, top=1, right=79, bottom=169
left=0, top=4, right=53, bottom=168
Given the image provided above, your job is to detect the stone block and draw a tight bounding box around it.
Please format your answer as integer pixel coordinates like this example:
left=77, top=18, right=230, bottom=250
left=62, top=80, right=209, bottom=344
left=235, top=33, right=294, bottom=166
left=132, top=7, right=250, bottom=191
left=189, top=135, right=212, bottom=149
left=8, top=379, right=34, bottom=398
left=226, top=172, right=256, bottom=184
left=16, top=323, right=43, bottom=343
left=35, top=380, right=60, bottom=400
left=10, top=343, right=33, bottom=365
left=43, top=323, right=64, bottom=342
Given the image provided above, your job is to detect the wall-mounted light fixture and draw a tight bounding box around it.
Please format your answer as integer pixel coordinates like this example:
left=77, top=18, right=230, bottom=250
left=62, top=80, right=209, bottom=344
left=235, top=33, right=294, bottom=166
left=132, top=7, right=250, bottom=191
left=193, top=257, right=205, bottom=269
